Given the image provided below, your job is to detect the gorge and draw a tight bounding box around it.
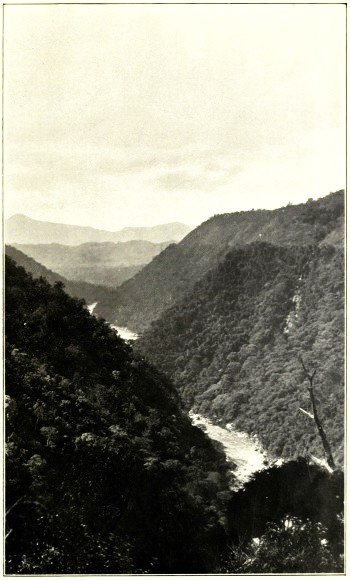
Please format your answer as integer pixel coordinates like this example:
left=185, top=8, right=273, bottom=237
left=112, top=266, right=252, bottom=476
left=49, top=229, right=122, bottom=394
left=5, top=191, right=345, bottom=574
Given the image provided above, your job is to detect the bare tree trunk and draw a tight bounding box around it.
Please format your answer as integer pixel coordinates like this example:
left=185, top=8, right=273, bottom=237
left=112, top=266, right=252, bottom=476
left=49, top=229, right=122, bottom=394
left=299, top=357, right=335, bottom=471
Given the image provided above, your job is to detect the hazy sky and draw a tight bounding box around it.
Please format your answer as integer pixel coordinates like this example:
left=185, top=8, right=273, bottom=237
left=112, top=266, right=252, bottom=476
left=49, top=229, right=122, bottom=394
left=4, top=4, right=346, bottom=230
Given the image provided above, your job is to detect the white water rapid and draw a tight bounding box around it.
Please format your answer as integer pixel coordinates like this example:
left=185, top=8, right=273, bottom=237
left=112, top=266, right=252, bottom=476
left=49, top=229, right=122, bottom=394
left=190, top=411, right=270, bottom=489
left=110, top=325, right=139, bottom=341
left=87, top=303, right=138, bottom=341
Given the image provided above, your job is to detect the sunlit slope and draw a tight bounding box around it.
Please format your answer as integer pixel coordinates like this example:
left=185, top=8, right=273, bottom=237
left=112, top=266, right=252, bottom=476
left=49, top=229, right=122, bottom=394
left=95, top=191, right=344, bottom=331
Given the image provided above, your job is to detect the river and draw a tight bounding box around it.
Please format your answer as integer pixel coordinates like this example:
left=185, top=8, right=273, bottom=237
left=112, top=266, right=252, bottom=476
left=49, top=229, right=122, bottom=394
left=110, top=324, right=139, bottom=341
left=190, top=411, right=270, bottom=489
left=87, top=303, right=139, bottom=341
left=88, top=302, right=269, bottom=486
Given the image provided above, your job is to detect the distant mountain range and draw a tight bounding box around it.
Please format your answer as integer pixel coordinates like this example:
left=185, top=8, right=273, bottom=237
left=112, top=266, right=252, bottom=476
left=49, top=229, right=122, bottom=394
left=95, top=191, right=344, bottom=331
left=13, top=240, right=170, bottom=287
left=5, top=214, right=192, bottom=245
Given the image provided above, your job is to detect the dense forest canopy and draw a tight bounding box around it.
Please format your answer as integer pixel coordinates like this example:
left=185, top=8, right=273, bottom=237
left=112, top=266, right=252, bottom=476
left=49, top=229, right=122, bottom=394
left=5, top=257, right=232, bottom=573
left=137, top=241, right=344, bottom=463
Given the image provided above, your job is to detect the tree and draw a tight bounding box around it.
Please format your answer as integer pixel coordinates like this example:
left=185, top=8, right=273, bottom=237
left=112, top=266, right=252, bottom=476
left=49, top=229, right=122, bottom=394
left=222, top=517, right=343, bottom=574
left=299, top=357, right=335, bottom=470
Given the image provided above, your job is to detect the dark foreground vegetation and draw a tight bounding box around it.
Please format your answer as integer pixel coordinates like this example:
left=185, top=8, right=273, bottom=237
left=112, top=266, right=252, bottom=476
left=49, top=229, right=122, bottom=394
left=224, top=459, right=343, bottom=573
left=5, top=257, right=230, bottom=573
left=5, top=257, right=344, bottom=573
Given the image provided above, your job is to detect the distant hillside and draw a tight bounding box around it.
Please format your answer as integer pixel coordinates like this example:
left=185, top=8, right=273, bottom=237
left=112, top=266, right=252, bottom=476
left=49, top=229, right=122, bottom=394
left=14, top=241, right=170, bottom=287
left=5, top=214, right=192, bottom=245
left=5, top=245, right=113, bottom=305
left=137, top=241, right=344, bottom=465
left=95, top=191, right=344, bottom=331
left=60, top=264, right=143, bottom=288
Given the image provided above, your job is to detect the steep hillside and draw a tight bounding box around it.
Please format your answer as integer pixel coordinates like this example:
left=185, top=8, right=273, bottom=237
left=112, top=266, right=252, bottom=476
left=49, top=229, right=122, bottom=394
left=95, top=191, right=344, bottom=331
left=5, top=257, right=231, bottom=574
left=14, top=240, right=170, bottom=287
left=6, top=214, right=191, bottom=245
left=5, top=245, right=114, bottom=305
left=5, top=256, right=344, bottom=575
left=137, top=242, right=344, bottom=465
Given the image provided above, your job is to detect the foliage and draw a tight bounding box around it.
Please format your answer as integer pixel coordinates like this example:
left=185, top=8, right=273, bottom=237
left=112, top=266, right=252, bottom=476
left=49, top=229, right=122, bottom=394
left=222, top=459, right=344, bottom=574
left=226, top=459, right=343, bottom=544
left=138, top=241, right=344, bottom=463
left=5, top=190, right=344, bottom=574
left=222, top=517, right=343, bottom=573
left=5, top=256, right=231, bottom=574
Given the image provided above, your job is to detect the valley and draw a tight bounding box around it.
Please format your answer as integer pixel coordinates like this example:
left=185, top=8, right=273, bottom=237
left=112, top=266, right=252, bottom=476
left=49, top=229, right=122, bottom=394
left=94, top=191, right=344, bottom=331
left=137, top=239, right=344, bottom=464
left=5, top=191, right=345, bottom=574
left=4, top=1, right=345, bottom=571
left=88, top=301, right=268, bottom=483
left=14, top=240, right=171, bottom=287
left=7, top=193, right=344, bottom=468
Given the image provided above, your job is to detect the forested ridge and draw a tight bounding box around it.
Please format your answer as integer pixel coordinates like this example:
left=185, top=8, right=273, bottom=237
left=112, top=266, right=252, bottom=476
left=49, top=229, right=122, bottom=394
left=5, top=257, right=232, bottom=573
left=95, top=190, right=344, bottom=330
left=5, top=245, right=114, bottom=305
left=137, top=240, right=344, bottom=463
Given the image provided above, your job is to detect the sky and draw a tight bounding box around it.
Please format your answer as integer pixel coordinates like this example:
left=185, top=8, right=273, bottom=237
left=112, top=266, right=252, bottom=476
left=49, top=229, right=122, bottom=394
left=4, top=3, right=346, bottom=230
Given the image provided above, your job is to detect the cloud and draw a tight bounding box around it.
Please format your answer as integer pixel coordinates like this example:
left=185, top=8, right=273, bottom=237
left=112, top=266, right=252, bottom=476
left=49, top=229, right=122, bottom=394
left=149, top=167, right=236, bottom=192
